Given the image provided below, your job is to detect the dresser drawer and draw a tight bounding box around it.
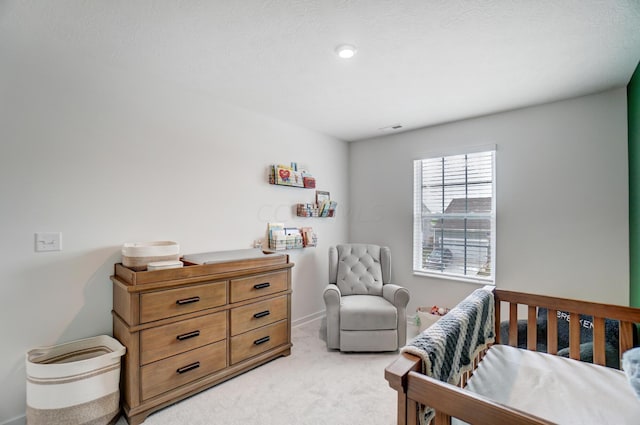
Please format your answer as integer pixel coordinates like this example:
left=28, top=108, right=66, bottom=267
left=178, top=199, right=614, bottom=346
left=140, top=340, right=227, bottom=401
left=140, top=281, right=227, bottom=323
left=230, top=271, right=288, bottom=303
left=140, top=311, right=227, bottom=365
left=230, top=320, right=288, bottom=365
left=230, top=295, right=287, bottom=336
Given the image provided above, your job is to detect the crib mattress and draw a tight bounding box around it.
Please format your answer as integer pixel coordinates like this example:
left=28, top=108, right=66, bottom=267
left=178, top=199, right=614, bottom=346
left=460, top=345, right=640, bottom=424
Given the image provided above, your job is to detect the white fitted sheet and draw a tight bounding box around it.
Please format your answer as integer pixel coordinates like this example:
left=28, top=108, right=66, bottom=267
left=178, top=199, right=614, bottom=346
left=455, top=345, right=640, bottom=424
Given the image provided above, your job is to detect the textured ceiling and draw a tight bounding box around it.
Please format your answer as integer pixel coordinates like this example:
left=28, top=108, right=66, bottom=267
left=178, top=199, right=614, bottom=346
left=2, top=0, right=640, bottom=141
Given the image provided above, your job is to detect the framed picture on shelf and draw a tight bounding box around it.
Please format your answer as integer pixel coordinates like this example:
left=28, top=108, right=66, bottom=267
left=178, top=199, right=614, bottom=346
left=316, top=190, right=330, bottom=204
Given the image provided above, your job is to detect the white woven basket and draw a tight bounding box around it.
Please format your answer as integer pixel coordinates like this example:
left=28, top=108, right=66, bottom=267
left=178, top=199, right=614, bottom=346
left=121, top=241, right=180, bottom=271
left=26, top=335, right=126, bottom=425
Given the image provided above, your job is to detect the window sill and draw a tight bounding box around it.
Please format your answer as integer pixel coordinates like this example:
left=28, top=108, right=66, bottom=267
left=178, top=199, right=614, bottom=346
left=413, top=270, right=494, bottom=286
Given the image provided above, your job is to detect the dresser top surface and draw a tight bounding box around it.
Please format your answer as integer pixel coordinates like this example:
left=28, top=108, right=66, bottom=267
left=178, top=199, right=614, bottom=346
left=112, top=249, right=291, bottom=287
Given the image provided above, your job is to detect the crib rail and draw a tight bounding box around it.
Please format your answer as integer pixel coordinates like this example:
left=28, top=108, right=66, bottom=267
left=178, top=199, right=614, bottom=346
left=406, top=372, right=555, bottom=425
left=494, top=289, right=640, bottom=366
left=385, top=352, right=555, bottom=425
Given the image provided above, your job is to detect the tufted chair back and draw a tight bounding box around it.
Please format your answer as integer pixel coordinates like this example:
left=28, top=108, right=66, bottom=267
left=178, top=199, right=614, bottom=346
left=329, top=244, right=391, bottom=296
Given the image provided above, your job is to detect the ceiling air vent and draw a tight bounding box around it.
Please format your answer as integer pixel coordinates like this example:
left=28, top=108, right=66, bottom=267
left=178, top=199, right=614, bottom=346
left=379, top=124, right=403, bottom=132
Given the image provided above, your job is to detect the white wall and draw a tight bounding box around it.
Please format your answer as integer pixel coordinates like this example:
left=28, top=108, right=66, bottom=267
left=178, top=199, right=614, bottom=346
left=349, top=89, right=629, bottom=313
left=0, top=41, right=348, bottom=423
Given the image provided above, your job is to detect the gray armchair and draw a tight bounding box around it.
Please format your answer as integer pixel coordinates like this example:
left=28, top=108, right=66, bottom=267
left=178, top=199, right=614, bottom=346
left=323, top=244, right=410, bottom=352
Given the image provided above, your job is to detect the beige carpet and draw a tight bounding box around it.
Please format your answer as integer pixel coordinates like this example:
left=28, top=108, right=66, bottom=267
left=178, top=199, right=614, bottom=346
left=116, top=318, right=400, bottom=425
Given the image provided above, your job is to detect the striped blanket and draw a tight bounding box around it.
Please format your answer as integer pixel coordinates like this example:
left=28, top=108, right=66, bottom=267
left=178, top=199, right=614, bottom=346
left=401, top=287, right=495, bottom=424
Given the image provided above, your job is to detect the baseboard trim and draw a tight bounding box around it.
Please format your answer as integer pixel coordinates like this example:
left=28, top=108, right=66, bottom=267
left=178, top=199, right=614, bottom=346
left=292, top=310, right=325, bottom=328
left=1, top=414, right=25, bottom=425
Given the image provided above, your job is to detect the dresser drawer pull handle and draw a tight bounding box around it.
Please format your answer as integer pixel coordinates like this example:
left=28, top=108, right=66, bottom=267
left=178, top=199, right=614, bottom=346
left=254, top=282, right=270, bottom=290
left=176, top=330, right=200, bottom=341
left=253, top=310, right=270, bottom=319
left=254, top=336, right=270, bottom=345
left=176, top=296, right=200, bottom=305
left=176, top=362, right=200, bottom=374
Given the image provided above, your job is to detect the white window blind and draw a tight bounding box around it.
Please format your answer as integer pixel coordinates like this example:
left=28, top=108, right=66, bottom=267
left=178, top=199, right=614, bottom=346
left=413, top=149, right=495, bottom=283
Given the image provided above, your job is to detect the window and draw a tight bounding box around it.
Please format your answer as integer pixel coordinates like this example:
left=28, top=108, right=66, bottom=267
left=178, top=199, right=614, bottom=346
left=413, top=148, right=495, bottom=283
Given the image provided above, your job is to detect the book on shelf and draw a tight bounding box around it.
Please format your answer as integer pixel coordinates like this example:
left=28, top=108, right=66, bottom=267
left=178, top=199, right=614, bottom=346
left=300, top=227, right=317, bottom=247
left=318, top=200, right=337, bottom=217
left=268, top=222, right=284, bottom=236
left=303, top=176, right=315, bottom=188
left=328, top=201, right=337, bottom=216
left=268, top=222, right=286, bottom=250
left=272, top=164, right=304, bottom=187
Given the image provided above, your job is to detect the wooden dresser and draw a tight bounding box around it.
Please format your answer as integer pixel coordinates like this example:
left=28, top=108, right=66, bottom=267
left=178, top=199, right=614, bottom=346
left=111, top=249, right=293, bottom=425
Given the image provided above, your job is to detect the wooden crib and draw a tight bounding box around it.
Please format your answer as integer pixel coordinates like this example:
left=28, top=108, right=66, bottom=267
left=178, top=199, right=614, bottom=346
left=385, top=288, right=640, bottom=425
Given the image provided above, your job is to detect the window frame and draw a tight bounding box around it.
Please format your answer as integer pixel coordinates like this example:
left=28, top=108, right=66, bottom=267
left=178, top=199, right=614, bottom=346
left=413, top=146, right=496, bottom=285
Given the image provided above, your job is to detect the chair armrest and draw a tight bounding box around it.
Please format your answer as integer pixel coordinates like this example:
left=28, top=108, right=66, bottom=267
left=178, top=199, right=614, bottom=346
left=323, top=284, right=342, bottom=349
left=383, top=284, right=410, bottom=308
left=323, top=284, right=342, bottom=304
left=384, top=284, right=410, bottom=350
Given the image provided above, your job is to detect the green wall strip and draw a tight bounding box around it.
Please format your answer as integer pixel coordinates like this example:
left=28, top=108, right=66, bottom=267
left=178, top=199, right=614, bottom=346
left=629, top=61, right=640, bottom=307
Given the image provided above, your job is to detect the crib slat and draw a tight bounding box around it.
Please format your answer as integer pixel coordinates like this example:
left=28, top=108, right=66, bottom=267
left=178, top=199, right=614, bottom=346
left=569, top=312, right=581, bottom=360
left=593, top=317, right=606, bottom=366
left=434, top=410, right=452, bottom=425
left=620, top=321, right=635, bottom=355
left=509, top=303, right=518, bottom=346
left=407, top=399, right=418, bottom=425
left=460, top=371, right=468, bottom=388
left=527, top=306, right=537, bottom=350
left=547, top=309, right=558, bottom=354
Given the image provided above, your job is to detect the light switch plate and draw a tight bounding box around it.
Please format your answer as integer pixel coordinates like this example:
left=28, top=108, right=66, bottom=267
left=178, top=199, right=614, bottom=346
left=35, top=232, right=62, bottom=252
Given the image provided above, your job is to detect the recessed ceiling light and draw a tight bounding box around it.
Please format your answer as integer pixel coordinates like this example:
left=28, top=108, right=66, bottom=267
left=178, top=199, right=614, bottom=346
left=335, top=44, right=357, bottom=59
